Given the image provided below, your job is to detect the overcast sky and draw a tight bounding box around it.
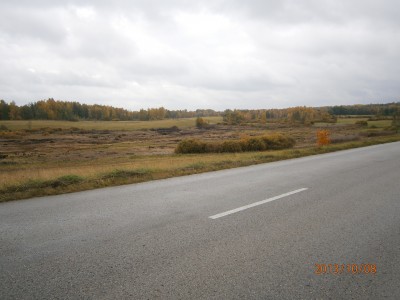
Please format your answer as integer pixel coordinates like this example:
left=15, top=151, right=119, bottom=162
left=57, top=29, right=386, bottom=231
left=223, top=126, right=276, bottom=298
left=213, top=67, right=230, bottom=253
left=0, top=0, right=399, bottom=110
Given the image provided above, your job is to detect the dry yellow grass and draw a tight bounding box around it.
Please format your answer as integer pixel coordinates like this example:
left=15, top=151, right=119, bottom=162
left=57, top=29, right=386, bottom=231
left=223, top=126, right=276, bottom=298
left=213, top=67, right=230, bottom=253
left=0, top=117, right=223, bottom=131
left=0, top=152, right=247, bottom=187
left=1, top=117, right=399, bottom=202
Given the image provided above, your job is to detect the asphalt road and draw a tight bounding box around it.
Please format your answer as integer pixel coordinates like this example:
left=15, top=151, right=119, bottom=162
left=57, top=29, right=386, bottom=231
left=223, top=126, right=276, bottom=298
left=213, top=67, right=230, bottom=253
left=1, top=142, right=400, bottom=299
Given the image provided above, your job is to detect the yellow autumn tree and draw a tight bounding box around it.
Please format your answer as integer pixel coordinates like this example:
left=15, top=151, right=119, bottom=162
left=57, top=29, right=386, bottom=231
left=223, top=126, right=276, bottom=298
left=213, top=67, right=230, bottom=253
left=316, top=130, right=330, bottom=146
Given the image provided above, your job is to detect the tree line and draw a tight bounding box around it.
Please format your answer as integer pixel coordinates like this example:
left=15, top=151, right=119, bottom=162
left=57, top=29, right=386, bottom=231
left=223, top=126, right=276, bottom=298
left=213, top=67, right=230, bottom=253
left=222, top=103, right=400, bottom=125
left=325, top=102, right=400, bottom=116
left=1, top=98, right=399, bottom=122
left=0, top=99, right=220, bottom=121
left=223, top=107, right=336, bottom=125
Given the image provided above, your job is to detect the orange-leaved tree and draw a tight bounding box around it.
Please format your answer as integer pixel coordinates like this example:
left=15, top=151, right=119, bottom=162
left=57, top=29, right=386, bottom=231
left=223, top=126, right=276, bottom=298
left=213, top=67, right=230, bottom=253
left=316, top=130, right=330, bottom=146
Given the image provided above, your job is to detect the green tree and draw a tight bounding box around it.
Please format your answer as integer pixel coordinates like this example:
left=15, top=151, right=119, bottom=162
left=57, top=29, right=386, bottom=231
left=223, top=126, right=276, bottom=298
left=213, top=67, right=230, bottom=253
left=0, top=100, right=10, bottom=120
left=223, top=110, right=245, bottom=125
left=9, top=101, right=21, bottom=120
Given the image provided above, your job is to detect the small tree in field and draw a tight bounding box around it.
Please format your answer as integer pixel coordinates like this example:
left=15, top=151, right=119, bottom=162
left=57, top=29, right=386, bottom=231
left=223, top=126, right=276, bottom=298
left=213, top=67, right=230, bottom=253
left=316, top=130, right=330, bottom=146
left=196, top=117, right=207, bottom=128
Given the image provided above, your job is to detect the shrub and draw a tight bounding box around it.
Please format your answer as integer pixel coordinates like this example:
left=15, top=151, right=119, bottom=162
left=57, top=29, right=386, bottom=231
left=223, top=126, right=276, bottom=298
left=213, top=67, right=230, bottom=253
left=175, top=134, right=296, bottom=154
left=204, top=142, right=221, bottom=153
left=196, top=117, right=208, bottom=128
left=261, top=134, right=296, bottom=150
left=221, top=140, right=242, bottom=152
left=175, top=139, right=207, bottom=154
left=316, top=130, right=331, bottom=146
left=241, top=137, right=266, bottom=151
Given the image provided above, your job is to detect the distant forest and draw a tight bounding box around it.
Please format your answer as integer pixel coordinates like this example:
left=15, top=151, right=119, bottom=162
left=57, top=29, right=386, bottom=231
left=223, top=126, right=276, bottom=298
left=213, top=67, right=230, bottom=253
left=0, top=98, right=399, bottom=123
left=0, top=99, right=219, bottom=121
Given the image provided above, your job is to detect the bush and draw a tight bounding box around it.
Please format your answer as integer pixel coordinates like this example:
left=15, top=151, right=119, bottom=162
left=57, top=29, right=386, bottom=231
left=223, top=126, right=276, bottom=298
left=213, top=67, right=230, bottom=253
left=204, top=142, right=221, bottom=153
left=316, top=130, right=331, bottom=146
left=175, top=139, right=207, bottom=154
left=221, top=140, right=242, bottom=152
left=241, top=137, right=266, bottom=151
left=196, top=117, right=208, bottom=128
left=261, top=134, right=296, bottom=150
left=175, top=134, right=296, bottom=154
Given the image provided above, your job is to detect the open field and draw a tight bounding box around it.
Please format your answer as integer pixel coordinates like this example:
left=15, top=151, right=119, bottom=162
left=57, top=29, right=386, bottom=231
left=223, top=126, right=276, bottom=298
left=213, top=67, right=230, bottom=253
left=1, top=117, right=399, bottom=201
left=0, top=117, right=223, bottom=131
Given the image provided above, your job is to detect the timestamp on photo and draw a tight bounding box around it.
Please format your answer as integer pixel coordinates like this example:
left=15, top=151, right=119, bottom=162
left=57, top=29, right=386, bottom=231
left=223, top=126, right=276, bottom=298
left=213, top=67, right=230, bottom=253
left=314, top=263, right=377, bottom=275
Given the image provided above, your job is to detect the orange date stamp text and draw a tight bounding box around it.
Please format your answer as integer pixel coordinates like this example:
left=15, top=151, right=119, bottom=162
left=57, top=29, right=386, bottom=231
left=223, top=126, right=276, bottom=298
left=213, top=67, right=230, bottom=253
left=314, top=263, right=377, bottom=275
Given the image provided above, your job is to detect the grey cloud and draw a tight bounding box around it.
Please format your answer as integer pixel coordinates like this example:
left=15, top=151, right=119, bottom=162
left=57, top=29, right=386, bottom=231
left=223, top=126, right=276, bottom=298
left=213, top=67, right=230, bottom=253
left=0, top=0, right=399, bottom=109
left=220, top=0, right=400, bottom=26
left=0, top=7, right=67, bottom=42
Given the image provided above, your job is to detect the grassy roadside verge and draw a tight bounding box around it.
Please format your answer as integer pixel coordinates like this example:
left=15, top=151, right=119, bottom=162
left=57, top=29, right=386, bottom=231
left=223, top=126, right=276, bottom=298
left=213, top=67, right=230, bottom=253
left=1, top=135, right=399, bottom=202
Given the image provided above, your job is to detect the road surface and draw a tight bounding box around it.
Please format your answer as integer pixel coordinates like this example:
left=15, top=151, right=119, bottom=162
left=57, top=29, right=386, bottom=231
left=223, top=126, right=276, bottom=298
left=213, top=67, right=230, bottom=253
left=1, top=142, right=400, bottom=299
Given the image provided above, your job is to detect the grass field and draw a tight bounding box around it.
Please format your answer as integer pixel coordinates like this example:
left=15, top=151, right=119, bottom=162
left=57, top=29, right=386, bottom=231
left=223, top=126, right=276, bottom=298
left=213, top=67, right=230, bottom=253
left=0, top=117, right=223, bottom=131
left=1, top=117, right=399, bottom=202
left=367, top=120, right=392, bottom=128
left=315, top=118, right=392, bottom=128
left=336, top=118, right=369, bottom=124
